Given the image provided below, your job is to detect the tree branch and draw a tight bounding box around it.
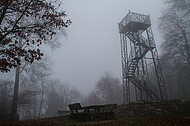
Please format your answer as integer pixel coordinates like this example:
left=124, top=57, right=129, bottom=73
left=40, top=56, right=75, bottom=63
left=0, top=1, right=32, bottom=43
left=0, top=1, right=12, bottom=25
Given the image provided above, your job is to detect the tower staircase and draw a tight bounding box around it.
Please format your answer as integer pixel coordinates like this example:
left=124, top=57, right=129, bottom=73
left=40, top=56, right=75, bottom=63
left=126, top=31, right=159, bottom=100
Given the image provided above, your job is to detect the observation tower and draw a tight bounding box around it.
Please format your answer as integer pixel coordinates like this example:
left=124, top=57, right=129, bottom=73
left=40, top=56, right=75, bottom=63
left=118, top=11, right=168, bottom=103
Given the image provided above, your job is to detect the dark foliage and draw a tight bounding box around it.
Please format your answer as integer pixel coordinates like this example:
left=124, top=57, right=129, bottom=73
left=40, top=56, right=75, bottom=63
left=0, top=0, right=71, bottom=72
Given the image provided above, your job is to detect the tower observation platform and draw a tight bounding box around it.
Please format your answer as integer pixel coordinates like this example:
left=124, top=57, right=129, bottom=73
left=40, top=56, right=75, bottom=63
left=119, top=12, right=151, bottom=33
left=118, top=11, right=168, bottom=103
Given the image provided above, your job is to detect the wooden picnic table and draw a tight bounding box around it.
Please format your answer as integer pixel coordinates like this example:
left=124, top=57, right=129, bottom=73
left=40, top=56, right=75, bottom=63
left=68, top=103, right=117, bottom=120
left=82, top=105, right=106, bottom=114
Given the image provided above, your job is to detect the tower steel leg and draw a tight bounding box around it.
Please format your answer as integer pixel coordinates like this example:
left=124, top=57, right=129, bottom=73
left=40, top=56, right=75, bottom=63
left=146, top=27, right=168, bottom=100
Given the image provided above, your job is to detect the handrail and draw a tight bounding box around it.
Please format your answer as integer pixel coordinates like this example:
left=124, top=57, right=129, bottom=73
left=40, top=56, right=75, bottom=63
left=119, top=11, right=151, bottom=33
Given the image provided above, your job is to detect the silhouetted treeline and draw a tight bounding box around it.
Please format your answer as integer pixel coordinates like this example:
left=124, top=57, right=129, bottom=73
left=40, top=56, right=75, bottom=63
left=0, top=69, right=122, bottom=121
left=159, top=0, right=190, bottom=100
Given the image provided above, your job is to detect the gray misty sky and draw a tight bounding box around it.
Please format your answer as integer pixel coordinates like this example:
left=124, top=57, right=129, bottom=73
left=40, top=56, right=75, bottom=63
left=50, top=0, right=166, bottom=95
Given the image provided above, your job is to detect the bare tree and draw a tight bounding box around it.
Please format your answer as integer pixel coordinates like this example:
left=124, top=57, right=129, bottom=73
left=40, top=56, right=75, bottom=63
left=165, top=0, right=190, bottom=15
left=96, top=73, right=122, bottom=104
left=83, top=90, right=102, bottom=105
left=17, top=58, right=52, bottom=120
left=69, top=87, right=82, bottom=104
left=0, top=80, right=13, bottom=121
left=84, top=73, right=122, bottom=105
left=46, top=79, right=70, bottom=117
left=159, top=0, right=190, bottom=100
left=159, top=0, right=190, bottom=70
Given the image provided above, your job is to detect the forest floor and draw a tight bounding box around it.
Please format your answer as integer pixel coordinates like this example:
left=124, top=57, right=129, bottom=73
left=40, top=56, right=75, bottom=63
left=0, top=115, right=190, bottom=126
left=1, top=100, right=190, bottom=126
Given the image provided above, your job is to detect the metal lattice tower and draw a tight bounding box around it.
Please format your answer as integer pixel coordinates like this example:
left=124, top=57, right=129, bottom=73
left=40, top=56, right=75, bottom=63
left=118, top=11, right=168, bottom=103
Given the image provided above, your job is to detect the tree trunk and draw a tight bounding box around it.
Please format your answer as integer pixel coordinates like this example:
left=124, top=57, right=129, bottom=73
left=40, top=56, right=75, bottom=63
left=38, top=82, right=45, bottom=118
left=10, top=65, right=20, bottom=121
left=10, top=17, right=23, bottom=121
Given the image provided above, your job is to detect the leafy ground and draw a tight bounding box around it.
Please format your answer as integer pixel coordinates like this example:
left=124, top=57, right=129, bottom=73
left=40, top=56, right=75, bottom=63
left=1, top=100, right=190, bottom=125
left=0, top=115, right=190, bottom=126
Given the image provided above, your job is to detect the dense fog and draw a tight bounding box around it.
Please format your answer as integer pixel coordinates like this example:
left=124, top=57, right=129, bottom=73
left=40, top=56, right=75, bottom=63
left=0, top=0, right=190, bottom=121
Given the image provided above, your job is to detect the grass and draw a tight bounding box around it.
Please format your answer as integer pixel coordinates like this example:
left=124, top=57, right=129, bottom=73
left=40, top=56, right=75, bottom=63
left=0, top=115, right=190, bottom=126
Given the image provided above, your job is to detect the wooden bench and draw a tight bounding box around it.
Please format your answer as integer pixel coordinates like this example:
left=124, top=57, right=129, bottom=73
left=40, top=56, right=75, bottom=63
left=68, top=103, right=117, bottom=120
left=68, top=103, right=91, bottom=120
left=100, top=104, right=117, bottom=120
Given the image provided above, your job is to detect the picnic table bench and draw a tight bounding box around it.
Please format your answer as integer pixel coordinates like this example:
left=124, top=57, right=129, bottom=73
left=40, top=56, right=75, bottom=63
left=68, top=103, right=91, bottom=120
left=68, top=103, right=117, bottom=120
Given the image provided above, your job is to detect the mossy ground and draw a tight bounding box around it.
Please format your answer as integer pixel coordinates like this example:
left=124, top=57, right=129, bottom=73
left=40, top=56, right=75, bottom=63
left=0, top=115, right=190, bottom=126
left=1, top=100, right=190, bottom=126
